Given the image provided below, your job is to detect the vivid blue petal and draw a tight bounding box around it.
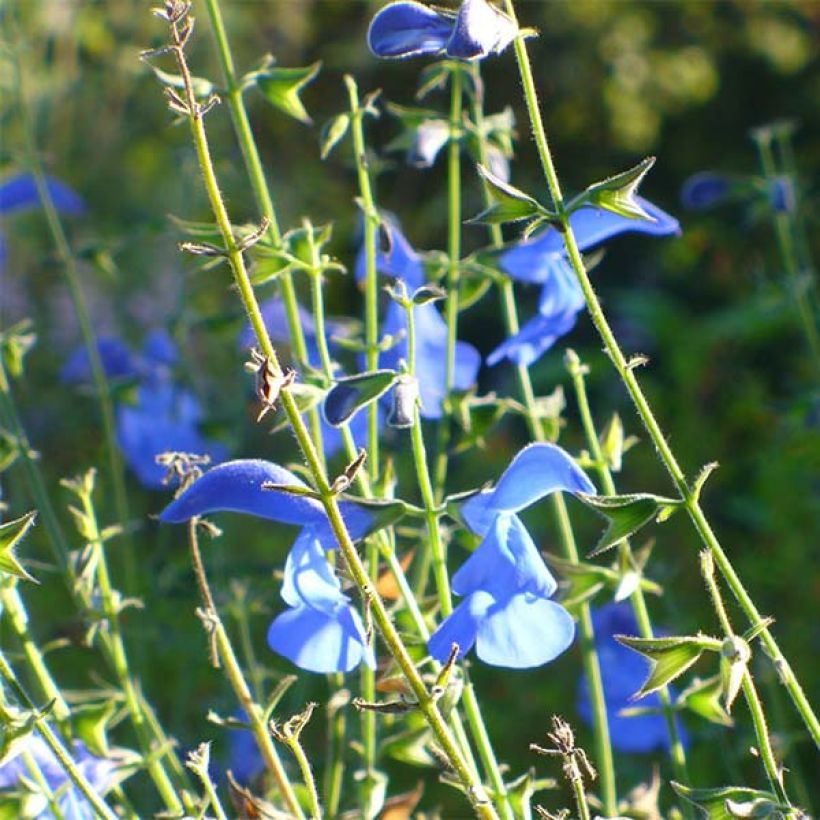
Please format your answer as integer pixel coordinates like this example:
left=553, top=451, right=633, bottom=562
left=486, top=442, right=595, bottom=514
left=446, top=0, right=518, bottom=60
left=537, top=257, right=585, bottom=316
left=356, top=214, right=426, bottom=289
left=577, top=603, right=689, bottom=753
left=476, top=592, right=575, bottom=668
left=0, top=173, right=85, bottom=216
left=267, top=602, right=374, bottom=673
left=768, top=176, right=795, bottom=213
left=486, top=308, right=578, bottom=367
left=367, top=1, right=454, bottom=59
left=141, top=328, right=178, bottom=368
left=428, top=589, right=493, bottom=662
left=319, top=405, right=371, bottom=459
left=452, top=513, right=557, bottom=598
left=408, top=120, right=450, bottom=168
left=680, top=172, right=734, bottom=211
left=228, top=711, right=265, bottom=784
left=117, top=382, right=227, bottom=489
left=60, top=337, right=139, bottom=384
left=460, top=490, right=495, bottom=535
left=281, top=529, right=347, bottom=613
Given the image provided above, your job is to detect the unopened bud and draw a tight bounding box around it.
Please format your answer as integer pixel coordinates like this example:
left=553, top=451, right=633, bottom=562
left=387, top=375, right=419, bottom=428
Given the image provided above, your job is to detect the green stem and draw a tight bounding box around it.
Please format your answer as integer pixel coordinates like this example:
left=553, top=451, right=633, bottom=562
left=566, top=353, right=691, bottom=790
left=503, top=0, right=820, bottom=749
left=282, top=730, right=323, bottom=820
left=22, top=749, right=66, bottom=820
left=164, top=14, right=499, bottom=815
left=324, top=684, right=347, bottom=820
left=0, top=651, right=117, bottom=820
left=434, top=65, right=464, bottom=496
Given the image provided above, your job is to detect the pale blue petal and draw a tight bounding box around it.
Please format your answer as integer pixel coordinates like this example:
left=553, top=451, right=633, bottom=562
left=408, top=120, right=450, bottom=167
left=428, top=590, right=493, bottom=662
left=367, top=1, right=453, bottom=59
left=460, top=490, right=496, bottom=536
left=487, top=442, right=595, bottom=513
left=537, top=257, right=585, bottom=316
left=267, top=603, right=374, bottom=673
left=476, top=593, right=575, bottom=668
left=280, top=529, right=346, bottom=613
left=446, top=0, right=518, bottom=60
left=452, top=513, right=557, bottom=598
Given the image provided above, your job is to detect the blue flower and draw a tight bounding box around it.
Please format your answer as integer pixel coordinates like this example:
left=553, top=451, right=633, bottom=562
left=681, top=171, right=795, bottom=215
left=489, top=199, right=680, bottom=367
left=160, top=460, right=386, bottom=673
left=576, top=603, right=689, bottom=754
left=0, top=735, right=115, bottom=820
left=680, top=172, right=737, bottom=211
left=368, top=0, right=517, bottom=62
left=356, top=216, right=481, bottom=418
left=429, top=443, right=595, bottom=668
left=60, top=337, right=139, bottom=384
left=267, top=530, right=375, bottom=673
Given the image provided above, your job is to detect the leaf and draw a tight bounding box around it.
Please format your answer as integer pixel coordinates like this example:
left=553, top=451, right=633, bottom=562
left=379, top=781, right=424, bottom=820
left=254, top=62, right=321, bottom=125
left=323, top=369, right=397, bottom=427
left=149, top=65, right=215, bottom=98
left=73, top=700, right=116, bottom=757
left=616, top=634, right=719, bottom=698
left=671, top=783, right=784, bottom=820
left=579, top=492, right=683, bottom=556
left=340, top=497, right=409, bottom=537
left=0, top=511, right=38, bottom=583
left=468, top=165, right=548, bottom=225
left=0, top=320, right=37, bottom=379
left=577, top=156, right=657, bottom=221
left=599, top=412, right=625, bottom=472
left=677, top=675, right=734, bottom=727
left=320, top=114, right=350, bottom=159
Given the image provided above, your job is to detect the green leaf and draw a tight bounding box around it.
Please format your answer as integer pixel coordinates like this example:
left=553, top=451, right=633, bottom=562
left=0, top=320, right=37, bottom=379
left=616, top=634, right=719, bottom=698
left=254, top=62, right=321, bottom=125
left=382, top=726, right=436, bottom=767
left=579, top=492, right=683, bottom=556
left=677, top=675, right=734, bottom=727
left=320, top=113, right=350, bottom=160
left=0, top=427, right=19, bottom=473
left=323, top=370, right=397, bottom=427
left=468, top=165, right=548, bottom=225
left=575, top=156, right=657, bottom=221
left=73, top=700, right=116, bottom=757
left=339, top=497, right=409, bottom=539
left=0, top=511, right=38, bottom=583
left=671, top=783, right=784, bottom=820
left=149, top=65, right=215, bottom=98
left=599, top=412, right=625, bottom=472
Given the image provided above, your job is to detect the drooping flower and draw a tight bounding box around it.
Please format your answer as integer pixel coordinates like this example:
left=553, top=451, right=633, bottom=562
left=160, top=459, right=392, bottom=672
left=577, top=603, right=689, bottom=754
left=489, top=198, right=680, bottom=367
left=0, top=735, right=116, bottom=820
left=429, top=443, right=595, bottom=668
left=368, top=0, right=517, bottom=62
left=356, top=216, right=481, bottom=418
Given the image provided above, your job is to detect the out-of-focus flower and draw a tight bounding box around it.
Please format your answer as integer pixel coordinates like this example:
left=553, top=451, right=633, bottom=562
left=429, top=443, right=595, bottom=668
left=681, top=171, right=795, bottom=215
left=60, top=337, right=139, bottom=384
left=0, top=735, right=116, bottom=820
left=368, top=0, right=517, bottom=62
left=576, top=602, right=689, bottom=754
left=356, top=216, right=480, bottom=418
left=489, top=198, right=680, bottom=367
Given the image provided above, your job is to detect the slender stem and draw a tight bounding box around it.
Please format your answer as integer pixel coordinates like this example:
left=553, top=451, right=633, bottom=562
left=0, top=651, right=117, bottom=820
left=22, top=749, right=66, bottom=820
left=324, top=685, right=347, bottom=820
left=503, top=0, right=820, bottom=748
left=566, top=353, right=691, bottom=788
left=189, top=753, right=229, bottom=820
left=434, top=66, right=464, bottom=496
left=570, top=771, right=592, bottom=820
left=163, top=14, right=499, bottom=814
left=279, top=728, right=323, bottom=820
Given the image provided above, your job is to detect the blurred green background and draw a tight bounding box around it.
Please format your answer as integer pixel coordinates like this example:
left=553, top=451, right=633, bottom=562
left=1, top=0, right=818, bottom=815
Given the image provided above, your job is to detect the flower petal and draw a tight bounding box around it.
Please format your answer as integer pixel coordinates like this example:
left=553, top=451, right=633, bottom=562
left=356, top=214, right=426, bottom=288
left=680, top=171, right=734, bottom=211
left=487, top=442, right=596, bottom=514
left=367, top=1, right=454, bottom=59
left=267, top=603, right=374, bottom=673
left=446, top=0, right=518, bottom=60
left=486, top=309, right=577, bottom=367
left=408, top=120, right=450, bottom=167
left=60, top=337, right=139, bottom=384
left=428, top=589, right=493, bottom=662
left=280, top=529, right=346, bottom=613
left=476, top=593, right=575, bottom=668
left=0, top=173, right=85, bottom=216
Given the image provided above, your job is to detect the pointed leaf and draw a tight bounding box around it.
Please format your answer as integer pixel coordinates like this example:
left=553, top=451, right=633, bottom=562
left=468, top=165, right=548, bottom=225
left=320, top=113, right=350, bottom=159
left=580, top=492, right=683, bottom=556
left=599, top=412, right=625, bottom=472
left=677, top=675, right=734, bottom=727
left=149, top=65, right=215, bottom=98
left=579, top=157, right=657, bottom=221
left=73, top=700, right=116, bottom=757
left=0, top=511, right=38, bottom=583
left=671, top=783, right=783, bottom=820
left=254, top=62, right=321, bottom=125
left=323, top=369, right=398, bottom=427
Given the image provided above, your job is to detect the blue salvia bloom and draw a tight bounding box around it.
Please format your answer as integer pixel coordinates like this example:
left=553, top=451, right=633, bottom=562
left=267, top=529, right=375, bottom=673
left=577, top=603, right=689, bottom=754
left=680, top=172, right=736, bottom=211
left=429, top=443, right=595, bottom=668
left=681, top=171, right=795, bottom=215
left=0, top=173, right=85, bottom=216
left=0, top=736, right=115, bottom=820
left=356, top=216, right=481, bottom=417
left=60, top=337, right=140, bottom=384
left=367, top=0, right=517, bottom=61
left=489, top=198, right=680, bottom=366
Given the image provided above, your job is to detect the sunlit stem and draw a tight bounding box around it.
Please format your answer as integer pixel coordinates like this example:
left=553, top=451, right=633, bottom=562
left=503, top=0, right=820, bottom=748
left=566, top=352, right=691, bottom=791
left=22, top=749, right=65, bottom=820
left=163, top=15, right=496, bottom=813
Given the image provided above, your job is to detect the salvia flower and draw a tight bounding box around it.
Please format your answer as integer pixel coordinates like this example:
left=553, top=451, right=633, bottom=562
left=368, top=0, right=517, bottom=62
left=489, top=198, right=680, bottom=367
left=0, top=735, right=116, bottom=820
left=429, top=443, right=595, bottom=668
left=160, top=459, right=387, bottom=672
left=356, top=216, right=480, bottom=418
left=577, top=603, right=689, bottom=753
left=681, top=171, right=795, bottom=215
